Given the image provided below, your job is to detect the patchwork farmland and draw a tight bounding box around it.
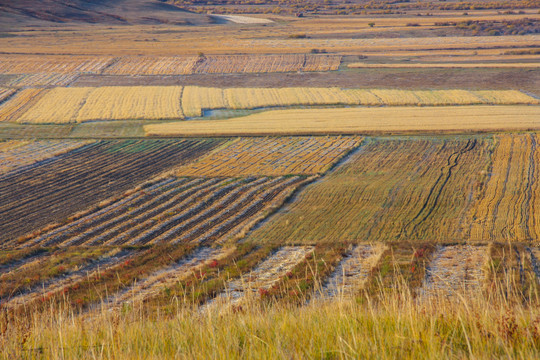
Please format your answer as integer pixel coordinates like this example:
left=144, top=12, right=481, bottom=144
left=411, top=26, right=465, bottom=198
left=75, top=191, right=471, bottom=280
left=1, top=3, right=540, bottom=357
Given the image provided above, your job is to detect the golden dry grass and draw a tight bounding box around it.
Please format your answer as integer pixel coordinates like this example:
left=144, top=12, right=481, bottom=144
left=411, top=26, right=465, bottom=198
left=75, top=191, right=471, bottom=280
left=175, top=136, right=362, bottom=176
left=144, top=105, right=540, bottom=136
left=17, top=86, right=184, bottom=123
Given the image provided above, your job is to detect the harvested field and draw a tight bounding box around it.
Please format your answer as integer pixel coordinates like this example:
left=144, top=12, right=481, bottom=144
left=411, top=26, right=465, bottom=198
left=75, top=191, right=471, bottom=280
left=0, top=55, right=114, bottom=75
left=110, top=246, right=230, bottom=306
left=178, top=87, right=536, bottom=118
left=206, top=246, right=314, bottom=308
left=0, top=88, right=15, bottom=103
left=419, top=245, right=488, bottom=298
left=1, top=248, right=134, bottom=308
left=0, top=88, right=49, bottom=122
left=248, top=138, right=491, bottom=244
left=0, top=139, right=221, bottom=245
left=6, top=73, right=80, bottom=87
left=103, top=55, right=342, bottom=76
left=0, top=140, right=91, bottom=175
left=4, top=86, right=537, bottom=123
left=530, top=247, right=540, bottom=280
left=175, top=136, right=362, bottom=176
left=19, top=175, right=312, bottom=248
left=468, top=134, right=540, bottom=242
left=348, top=63, right=540, bottom=69
left=319, top=244, right=385, bottom=298
left=18, top=86, right=183, bottom=123
left=145, top=105, right=540, bottom=136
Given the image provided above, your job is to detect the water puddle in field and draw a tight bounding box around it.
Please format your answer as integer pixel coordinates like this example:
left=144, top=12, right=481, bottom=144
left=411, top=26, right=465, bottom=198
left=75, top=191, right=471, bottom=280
left=419, top=245, right=488, bottom=298
left=203, top=246, right=314, bottom=311
left=318, top=244, right=385, bottom=299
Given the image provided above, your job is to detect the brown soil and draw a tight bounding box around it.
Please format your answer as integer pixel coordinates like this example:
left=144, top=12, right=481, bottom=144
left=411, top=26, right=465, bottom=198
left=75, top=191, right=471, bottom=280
left=71, top=68, right=540, bottom=94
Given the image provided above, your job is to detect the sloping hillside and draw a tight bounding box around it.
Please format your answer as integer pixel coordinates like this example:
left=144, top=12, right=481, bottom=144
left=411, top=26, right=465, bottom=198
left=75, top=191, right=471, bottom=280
left=0, top=0, right=214, bottom=27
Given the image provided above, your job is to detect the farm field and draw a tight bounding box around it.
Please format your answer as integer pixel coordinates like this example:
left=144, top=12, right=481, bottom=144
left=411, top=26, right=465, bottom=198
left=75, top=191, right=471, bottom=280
left=0, top=139, right=221, bottom=244
left=175, top=136, right=362, bottom=176
left=248, top=137, right=492, bottom=244
left=4, top=86, right=537, bottom=124
left=17, top=175, right=313, bottom=248
left=0, top=139, right=91, bottom=175
left=467, top=133, right=540, bottom=242
left=145, top=105, right=540, bottom=136
left=1, top=2, right=540, bottom=358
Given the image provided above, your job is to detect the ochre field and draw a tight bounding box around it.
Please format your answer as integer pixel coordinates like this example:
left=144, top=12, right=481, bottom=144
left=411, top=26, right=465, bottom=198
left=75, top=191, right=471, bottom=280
left=144, top=105, right=540, bottom=136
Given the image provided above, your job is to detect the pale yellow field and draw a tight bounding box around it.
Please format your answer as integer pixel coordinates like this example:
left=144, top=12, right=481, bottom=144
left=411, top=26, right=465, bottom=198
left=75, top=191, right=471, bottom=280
left=0, top=88, right=49, bottom=122
left=17, top=86, right=183, bottom=123
left=145, top=105, right=540, bottom=136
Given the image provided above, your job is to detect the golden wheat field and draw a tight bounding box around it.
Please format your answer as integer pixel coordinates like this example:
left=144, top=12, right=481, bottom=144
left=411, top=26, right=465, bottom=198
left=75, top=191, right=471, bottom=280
left=144, top=105, right=540, bottom=136
left=16, top=86, right=183, bottom=123
left=175, top=136, right=362, bottom=176
left=5, top=86, right=537, bottom=124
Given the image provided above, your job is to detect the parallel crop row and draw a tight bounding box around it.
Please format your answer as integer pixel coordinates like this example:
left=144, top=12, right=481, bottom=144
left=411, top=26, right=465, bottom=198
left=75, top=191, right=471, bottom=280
left=7, top=73, right=80, bottom=87
left=175, top=136, right=362, bottom=176
left=467, top=133, right=540, bottom=242
left=103, top=54, right=342, bottom=75
left=180, top=87, right=539, bottom=117
left=16, top=86, right=183, bottom=123
left=19, top=175, right=310, bottom=248
left=248, top=138, right=491, bottom=244
left=0, top=139, right=221, bottom=244
left=0, top=55, right=114, bottom=74
left=0, top=139, right=92, bottom=175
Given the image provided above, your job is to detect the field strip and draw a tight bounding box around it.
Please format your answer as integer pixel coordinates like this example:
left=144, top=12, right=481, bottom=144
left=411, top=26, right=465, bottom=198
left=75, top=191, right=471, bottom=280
left=0, top=251, right=49, bottom=278
left=248, top=138, right=490, bottom=244
left=20, top=176, right=309, bottom=247
left=348, top=63, right=540, bottom=68
left=318, top=244, right=385, bottom=298
left=1, top=249, right=133, bottom=308
left=468, top=134, right=539, bottom=242
left=0, top=139, right=221, bottom=244
left=175, top=136, right=362, bottom=176
left=529, top=247, right=540, bottom=280
left=145, top=105, right=540, bottom=136
left=108, top=247, right=231, bottom=306
left=0, top=140, right=92, bottom=176
left=204, top=246, right=314, bottom=309
left=419, top=245, right=488, bottom=298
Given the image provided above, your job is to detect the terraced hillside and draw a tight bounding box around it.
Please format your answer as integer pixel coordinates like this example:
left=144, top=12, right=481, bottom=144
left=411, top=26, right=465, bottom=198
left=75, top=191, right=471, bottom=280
left=0, top=139, right=221, bottom=244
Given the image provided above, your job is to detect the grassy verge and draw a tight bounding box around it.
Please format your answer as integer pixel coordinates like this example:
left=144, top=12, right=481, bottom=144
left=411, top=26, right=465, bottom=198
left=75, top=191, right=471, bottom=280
left=1, top=271, right=538, bottom=359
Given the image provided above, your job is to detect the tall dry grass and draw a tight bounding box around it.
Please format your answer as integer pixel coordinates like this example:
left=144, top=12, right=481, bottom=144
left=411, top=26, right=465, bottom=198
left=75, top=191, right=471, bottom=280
left=1, top=267, right=538, bottom=359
